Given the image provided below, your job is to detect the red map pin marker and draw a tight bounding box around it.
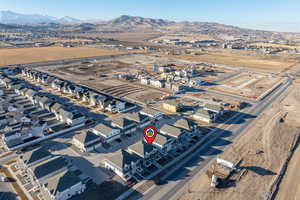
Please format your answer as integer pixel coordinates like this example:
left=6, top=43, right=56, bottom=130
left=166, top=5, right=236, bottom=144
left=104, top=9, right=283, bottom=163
left=143, top=125, right=157, bottom=144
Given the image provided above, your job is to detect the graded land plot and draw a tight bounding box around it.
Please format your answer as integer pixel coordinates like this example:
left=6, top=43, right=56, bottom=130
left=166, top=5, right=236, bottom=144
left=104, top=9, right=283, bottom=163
left=209, top=72, right=286, bottom=99
left=151, top=33, right=216, bottom=42
left=151, top=51, right=296, bottom=72
left=251, top=42, right=300, bottom=49
left=0, top=46, right=126, bottom=66
left=179, top=82, right=300, bottom=200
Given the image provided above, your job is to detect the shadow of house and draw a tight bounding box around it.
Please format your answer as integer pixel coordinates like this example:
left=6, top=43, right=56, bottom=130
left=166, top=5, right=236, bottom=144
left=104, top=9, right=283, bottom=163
left=214, top=110, right=256, bottom=125
left=0, top=192, right=18, bottom=200
left=242, top=166, right=277, bottom=176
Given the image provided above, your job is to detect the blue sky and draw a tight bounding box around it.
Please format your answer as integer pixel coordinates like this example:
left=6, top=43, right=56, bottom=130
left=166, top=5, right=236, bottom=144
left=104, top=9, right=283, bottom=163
left=1, top=0, right=299, bottom=32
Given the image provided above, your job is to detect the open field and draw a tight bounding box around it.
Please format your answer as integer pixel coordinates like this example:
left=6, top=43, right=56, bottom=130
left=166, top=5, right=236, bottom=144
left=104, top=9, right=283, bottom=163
left=210, top=72, right=285, bottom=99
left=251, top=42, right=300, bottom=49
left=0, top=46, right=126, bottom=66
left=152, top=51, right=296, bottom=72
left=151, top=33, right=216, bottom=42
left=179, top=82, right=300, bottom=200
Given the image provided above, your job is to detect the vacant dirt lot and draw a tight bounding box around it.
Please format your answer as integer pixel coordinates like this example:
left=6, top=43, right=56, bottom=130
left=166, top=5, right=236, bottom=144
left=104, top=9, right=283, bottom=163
left=152, top=51, right=296, bottom=72
left=179, top=82, right=300, bottom=200
left=0, top=46, right=126, bottom=66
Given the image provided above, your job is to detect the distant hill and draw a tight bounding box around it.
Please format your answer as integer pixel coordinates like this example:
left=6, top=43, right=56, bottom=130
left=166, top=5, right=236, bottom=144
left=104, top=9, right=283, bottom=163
left=0, top=10, right=81, bottom=24
left=108, top=15, right=175, bottom=27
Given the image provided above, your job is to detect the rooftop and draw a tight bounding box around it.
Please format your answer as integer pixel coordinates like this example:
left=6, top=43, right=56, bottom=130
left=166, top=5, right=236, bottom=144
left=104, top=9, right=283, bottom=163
left=21, top=146, right=52, bottom=166
left=30, top=156, right=69, bottom=180
left=41, top=170, right=81, bottom=196
left=160, top=124, right=182, bottom=138
left=106, top=149, right=141, bottom=170
left=126, top=112, right=148, bottom=123
left=73, top=130, right=100, bottom=145
left=173, top=118, right=193, bottom=131
left=111, top=118, right=136, bottom=129
left=128, top=141, right=154, bottom=158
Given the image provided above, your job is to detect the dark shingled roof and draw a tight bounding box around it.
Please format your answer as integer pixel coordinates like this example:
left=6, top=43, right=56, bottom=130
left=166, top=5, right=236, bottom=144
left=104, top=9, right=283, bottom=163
left=42, top=170, right=81, bottom=196
left=22, top=147, right=52, bottom=166
left=30, top=157, right=69, bottom=180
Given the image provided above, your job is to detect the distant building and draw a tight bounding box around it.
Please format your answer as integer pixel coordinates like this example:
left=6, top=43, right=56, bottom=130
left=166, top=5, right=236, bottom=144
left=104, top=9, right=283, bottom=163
left=126, top=112, right=150, bottom=128
left=111, top=118, right=137, bottom=135
left=193, top=109, right=214, bottom=123
left=140, top=108, right=163, bottom=120
left=162, top=100, right=182, bottom=112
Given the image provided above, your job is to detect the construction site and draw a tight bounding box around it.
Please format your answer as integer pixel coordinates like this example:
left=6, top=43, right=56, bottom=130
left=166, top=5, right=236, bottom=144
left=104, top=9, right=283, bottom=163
left=178, top=79, right=300, bottom=200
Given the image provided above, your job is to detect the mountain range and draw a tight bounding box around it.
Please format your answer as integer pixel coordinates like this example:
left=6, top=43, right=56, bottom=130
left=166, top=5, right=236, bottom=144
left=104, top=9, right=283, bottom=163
left=0, top=10, right=82, bottom=24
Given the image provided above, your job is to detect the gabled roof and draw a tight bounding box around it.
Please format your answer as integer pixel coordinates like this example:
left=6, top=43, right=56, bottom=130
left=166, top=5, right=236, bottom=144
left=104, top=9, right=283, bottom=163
left=41, top=170, right=81, bottom=196
left=30, top=157, right=69, bottom=180
left=112, top=118, right=136, bottom=129
left=153, top=133, right=169, bottom=146
left=22, top=146, right=51, bottom=166
left=160, top=124, right=182, bottom=138
left=74, top=130, right=100, bottom=145
left=173, top=118, right=192, bottom=131
left=126, top=112, right=148, bottom=123
left=93, top=123, right=115, bottom=136
left=106, top=149, right=141, bottom=170
left=204, top=104, right=223, bottom=113
left=51, top=102, right=63, bottom=112
left=128, top=141, right=154, bottom=158
left=194, top=109, right=211, bottom=118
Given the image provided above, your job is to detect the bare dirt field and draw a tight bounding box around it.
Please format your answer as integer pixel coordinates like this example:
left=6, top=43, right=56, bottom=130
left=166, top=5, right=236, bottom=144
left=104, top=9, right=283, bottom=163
left=0, top=46, right=126, bottom=66
left=151, top=33, right=216, bottom=42
left=179, top=81, right=300, bottom=200
left=152, top=51, right=296, bottom=72
left=209, top=72, right=285, bottom=99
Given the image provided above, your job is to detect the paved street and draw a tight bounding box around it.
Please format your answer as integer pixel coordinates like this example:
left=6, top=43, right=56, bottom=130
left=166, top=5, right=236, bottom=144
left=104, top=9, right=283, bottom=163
left=134, top=78, right=292, bottom=200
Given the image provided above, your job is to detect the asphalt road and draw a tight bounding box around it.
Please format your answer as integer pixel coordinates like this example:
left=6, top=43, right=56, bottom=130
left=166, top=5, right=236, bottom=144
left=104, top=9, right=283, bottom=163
left=138, top=78, right=292, bottom=200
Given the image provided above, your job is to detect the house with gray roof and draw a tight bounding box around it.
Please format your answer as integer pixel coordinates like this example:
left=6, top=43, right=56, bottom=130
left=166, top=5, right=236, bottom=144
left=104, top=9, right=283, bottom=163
left=140, top=108, right=163, bottom=120
left=28, top=156, right=70, bottom=182
left=73, top=130, right=102, bottom=152
left=160, top=124, right=186, bottom=139
left=104, top=149, right=141, bottom=181
left=18, top=146, right=52, bottom=168
left=111, top=118, right=137, bottom=135
left=152, top=133, right=176, bottom=154
left=92, top=123, right=120, bottom=143
left=41, top=170, right=86, bottom=200
left=193, top=109, right=215, bottom=123
left=126, top=112, right=150, bottom=128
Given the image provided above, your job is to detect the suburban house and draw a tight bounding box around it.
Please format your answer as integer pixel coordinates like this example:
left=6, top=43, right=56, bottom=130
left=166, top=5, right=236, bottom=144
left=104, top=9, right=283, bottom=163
left=104, top=149, right=141, bottom=181
left=140, top=108, right=163, bottom=120
left=92, top=123, right=121, bottom=143
left=50, top=103, right=64, bottom=119
left=140, top=77, right=150, bottom=85
left=106, top=100, right=126, bottom=112
left=162, top=100, right=182, bottom=113
left=111, top=118, right=137, bottom=135
left=18, top=146, right=52, bottom=168
left=150, top=79, right=165, bottom=88
left=27, top=156, right=70, bottom=183
left=193, top=109, right=215, bottom=123
left=173, top=118, right=197, bottom=137
left=127, top=141, right=161, bottom=167
left=24, top=89, right=38, bottom=103
left=160, top=124, right=187, bottom=140
left=152, top=133, right=176, bottom=154
left=203, top=104, right=225, bottom=116
left=89, top=93, right=107, bottom=108
left=40, top=170, right=86, bottom=200
left=125, top=112, right=150, bottom=128
left=58, top=108, right=86, bottom=125
left=73, top=130, right=102, bottom=152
